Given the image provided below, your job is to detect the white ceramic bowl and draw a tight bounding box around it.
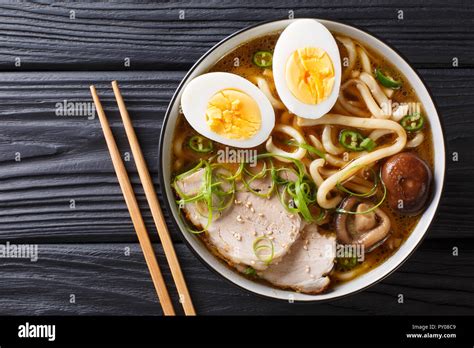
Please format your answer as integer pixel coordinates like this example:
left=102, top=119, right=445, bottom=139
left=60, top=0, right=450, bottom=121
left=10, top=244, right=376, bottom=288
left=159, top=19, right=445, bottom=301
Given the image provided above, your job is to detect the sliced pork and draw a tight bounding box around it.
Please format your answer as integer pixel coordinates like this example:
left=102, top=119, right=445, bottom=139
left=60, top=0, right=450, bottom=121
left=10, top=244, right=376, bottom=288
left=260, top=224, right=336, bottom=294
left=175, top=169, right=302, bottom=270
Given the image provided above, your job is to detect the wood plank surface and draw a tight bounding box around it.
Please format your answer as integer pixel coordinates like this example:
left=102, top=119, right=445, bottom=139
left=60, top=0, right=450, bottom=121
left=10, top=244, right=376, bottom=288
left=0, top=240, right=472, bottom=315
left=0, top=1, right=473, bottom=71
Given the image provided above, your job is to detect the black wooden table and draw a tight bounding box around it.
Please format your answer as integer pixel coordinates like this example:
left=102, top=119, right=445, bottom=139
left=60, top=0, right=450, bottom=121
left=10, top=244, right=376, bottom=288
left=0, top=1, right=473, bottom=316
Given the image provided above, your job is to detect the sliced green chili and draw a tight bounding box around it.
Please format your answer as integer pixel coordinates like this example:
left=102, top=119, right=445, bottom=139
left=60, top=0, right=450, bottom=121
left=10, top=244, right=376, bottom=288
left=375, top=68, right=402, bottom=89
left=188, top=135, right=213, bottom=153
left=252, top=50, right=273, bottom=68
left=400, top=113, right=424, bottom=132
left=339, top=130, right=376, bottom=152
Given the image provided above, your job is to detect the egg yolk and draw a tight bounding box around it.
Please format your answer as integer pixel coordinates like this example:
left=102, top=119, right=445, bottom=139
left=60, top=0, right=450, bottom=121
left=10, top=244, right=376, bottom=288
left=206, top=89, right=261, bottom=139
left=285, top=47, right=335, bottom=105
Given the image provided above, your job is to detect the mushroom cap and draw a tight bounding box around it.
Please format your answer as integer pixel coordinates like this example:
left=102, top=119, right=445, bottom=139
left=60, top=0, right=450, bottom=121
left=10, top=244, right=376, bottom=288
left=381, top=152, right=432, bottom=215
left=335, top=197, right=391, bottom=252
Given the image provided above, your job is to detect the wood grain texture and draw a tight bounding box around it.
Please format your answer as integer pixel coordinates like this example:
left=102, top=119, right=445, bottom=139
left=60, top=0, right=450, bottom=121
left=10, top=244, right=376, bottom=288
left=0, top=69, right=472, bottom=241
left=0, top=1, right=473, bottom=71
left=0, top=240, right=471, bottom=315
left=0, top=1, right=473, bottom=316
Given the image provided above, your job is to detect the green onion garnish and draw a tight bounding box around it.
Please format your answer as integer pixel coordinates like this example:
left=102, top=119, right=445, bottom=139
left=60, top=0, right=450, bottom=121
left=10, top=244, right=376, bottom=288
left=241, top=159, right=275, bottom=198
left=335, top=172, right=387, bottom=215
left=253, top=236, right=274, bottom=264
left=335, top=255, right=359, bottom=272
left=286, top=140, right=326, bottom=159
left=336, top=165, right=378, bottom=198
left=173, top=152, right=329, bottom=233
left=257, top=153, right=322, bottom=223
left=244, top=267, right=257, bottom=276
left=374, top=68, right=402, bottom=89
left=173, top=160, right=235, bottom=233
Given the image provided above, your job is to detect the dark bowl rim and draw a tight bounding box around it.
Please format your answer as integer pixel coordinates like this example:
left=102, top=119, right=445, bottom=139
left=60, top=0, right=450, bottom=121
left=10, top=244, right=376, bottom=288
left=157, top=18, right=447, bottom=304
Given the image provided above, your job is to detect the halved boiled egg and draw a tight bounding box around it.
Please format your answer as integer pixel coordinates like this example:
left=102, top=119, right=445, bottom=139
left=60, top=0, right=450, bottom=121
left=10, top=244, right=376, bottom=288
left=273, top=19, right=341, bottom=119
left=181, top=72, right=275, bottom=148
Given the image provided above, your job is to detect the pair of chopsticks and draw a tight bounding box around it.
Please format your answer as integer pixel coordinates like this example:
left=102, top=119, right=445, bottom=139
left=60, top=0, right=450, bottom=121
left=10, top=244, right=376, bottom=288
left=90, top=81, right=195, bottom=316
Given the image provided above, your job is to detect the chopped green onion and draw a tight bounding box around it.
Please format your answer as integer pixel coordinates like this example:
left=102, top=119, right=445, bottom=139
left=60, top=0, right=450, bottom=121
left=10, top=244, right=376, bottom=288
left=173, top=161, right=213, bottom=233
left=252, top=50, right=273, bottom=68
left=173, top=152, right=328, bottom=234
left=336, top=165, right=378, bottom=198
left=253, top=236, right=274, bottom=264
left=400, top=113, right=424, bottom=132
left=256, top=153, right=323, bottom=223
left=272, top=167, right=298, bottom=185
left=336, top=173, right=387, bottom=215
left=211, top=177, right=235, bottom=212
left=339, top=130, right=376, bottom=152
left=212, top=162, right=243, bottom=181
left=174, top=160, right=205, bottom=182
left=173, top=160, right=206, bottom=199
left=286, top=140, right=326, bottom=159
left=173, top=160, right=236, bottom=233
left=312, top=206, right=327, bottom=225
left=188, top=135, right=213, bottom=153
left=244, top=267, right=257, bottom=276
left=375, top=68, right=402, bottom=89
left=241, top=159, right=275, bottom=198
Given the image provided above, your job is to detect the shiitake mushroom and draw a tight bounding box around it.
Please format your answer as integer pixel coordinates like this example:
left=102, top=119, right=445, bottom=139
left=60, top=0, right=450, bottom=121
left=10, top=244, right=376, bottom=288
left=381, top=152, right=432, bottom=215
left=335, top=197, right=391, bottom=252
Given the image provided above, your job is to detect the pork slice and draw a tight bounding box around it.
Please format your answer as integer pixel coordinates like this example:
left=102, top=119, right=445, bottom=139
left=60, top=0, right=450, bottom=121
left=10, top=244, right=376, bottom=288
left=260, top=224, right=336, bottom=294
left=175, top=168, right=302, bottom=270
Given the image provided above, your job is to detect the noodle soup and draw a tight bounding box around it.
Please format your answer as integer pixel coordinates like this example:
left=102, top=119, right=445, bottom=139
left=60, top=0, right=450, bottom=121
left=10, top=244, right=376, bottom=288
left=169, top=20, right=434, bottom=295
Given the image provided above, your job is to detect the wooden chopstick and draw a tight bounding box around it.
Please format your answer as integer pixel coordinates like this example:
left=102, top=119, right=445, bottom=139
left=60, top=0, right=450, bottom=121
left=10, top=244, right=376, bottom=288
left=90, top=85, right=176, bottom=316
left=111, top=81, right=196, bottom=316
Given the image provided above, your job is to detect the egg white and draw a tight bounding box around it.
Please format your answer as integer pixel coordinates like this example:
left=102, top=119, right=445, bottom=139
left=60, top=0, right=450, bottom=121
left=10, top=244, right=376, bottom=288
left=273, top=19, right=342, bottom=119
left=181, top=72, right=275, bottom=148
